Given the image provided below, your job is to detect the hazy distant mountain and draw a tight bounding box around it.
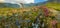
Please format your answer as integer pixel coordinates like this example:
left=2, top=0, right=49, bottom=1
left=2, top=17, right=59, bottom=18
left=0, top=3, right=20, bottom=8
left=0, top=0, right=59, bottom=8
left=0, top=2, right=47, bottom=8
left=0, top=0, right=60, bottom=8
left=23, top=1, right=47, bottom=8
left=48, top=0, right=58, bottom=3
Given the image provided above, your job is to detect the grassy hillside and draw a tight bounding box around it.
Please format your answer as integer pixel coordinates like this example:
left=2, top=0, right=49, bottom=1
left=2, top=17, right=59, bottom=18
left=46, top=3, right=60, bottom=11
left=0, top=2, right=60, bottom=28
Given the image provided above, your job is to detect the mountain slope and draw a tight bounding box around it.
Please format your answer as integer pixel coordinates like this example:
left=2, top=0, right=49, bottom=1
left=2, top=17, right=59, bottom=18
left=0, top=1, right=48, bottom=8
left=0, top=3, right=20, bottom=8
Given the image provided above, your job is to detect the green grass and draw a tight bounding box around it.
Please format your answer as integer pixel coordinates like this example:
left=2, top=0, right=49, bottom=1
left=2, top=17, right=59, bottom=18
left=45, top=3, right=60, bottom=28
left=46, top=3, right=60, bottom=11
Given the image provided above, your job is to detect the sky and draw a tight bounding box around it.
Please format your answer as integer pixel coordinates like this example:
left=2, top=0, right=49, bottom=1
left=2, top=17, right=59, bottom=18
left=0, top=0, right=47, bottom=4
left=35, top=0, right=47, bottom=3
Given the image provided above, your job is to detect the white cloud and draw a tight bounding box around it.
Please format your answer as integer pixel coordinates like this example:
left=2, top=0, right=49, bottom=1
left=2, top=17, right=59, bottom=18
left=0, top=0, right=34, bottom=4
left=24, top=0, right=34, bottom=3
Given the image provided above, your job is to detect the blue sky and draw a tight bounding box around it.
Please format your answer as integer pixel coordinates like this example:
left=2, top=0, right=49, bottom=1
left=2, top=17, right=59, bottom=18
left=34, top=0, right=47, bottom=3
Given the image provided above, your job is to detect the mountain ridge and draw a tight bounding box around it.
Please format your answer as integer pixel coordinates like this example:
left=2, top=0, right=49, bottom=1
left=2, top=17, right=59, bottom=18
left=0, top=0, right=58, bottom=8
